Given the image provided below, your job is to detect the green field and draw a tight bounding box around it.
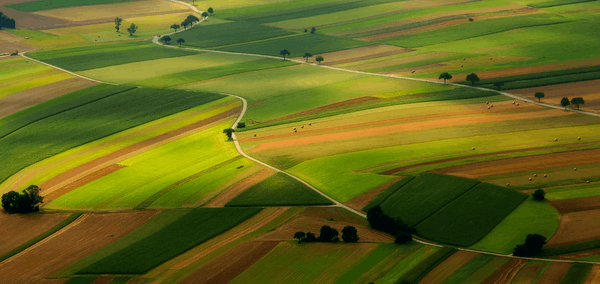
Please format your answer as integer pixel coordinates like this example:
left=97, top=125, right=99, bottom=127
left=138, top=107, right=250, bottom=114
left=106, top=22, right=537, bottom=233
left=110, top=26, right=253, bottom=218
left=28, top=41, right=198, bottom=72
left=0, top=86, right=223, bottom=185
left=470, top=197, right=560, bottom=254
left=76, top=207, right=261, bottom=274
left=230, top=242, right=377, bottom=284
left=176, top=21, right=296, bottom=48
left=380, top=173, right=479, bottom=226
left=333, top=243, right=398, bottom=284
left=0, top=57, right=73, bottom=99
left=226, top=172, right=333, bottom=206
left=440, top=254, right=497, bottom=284
left=5, top=0, right=137, bottom=11
left=546, top=184, right=600, bottom=200
left=362, top=176, right=414, bottom=212
left=415, top=183, right=528, bottom=247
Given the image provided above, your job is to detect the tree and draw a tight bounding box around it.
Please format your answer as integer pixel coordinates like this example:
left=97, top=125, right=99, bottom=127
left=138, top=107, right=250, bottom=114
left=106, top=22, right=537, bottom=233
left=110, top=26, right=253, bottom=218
left=395, top=232, right=412, bottom=244
left=114, top=17, right=122, bottom=32
left=181, top=20, right=190, bottom=30
left=534, top=92, right=545, bottom=103
left=280, top=49, right=290, bottom=60
left=222, top=128, right=235, bottom=140
left=160, top=35, right=171, bottom=44
left=316, top=56, right=324, bottom=65
left=186, top=15, right=200, bottom=24
left=208, top=7, right=214, bottom=14
left=571, top=97, right=585, bottom=110
left=318, top=225, right=339, bottom=242
left=532, top=189, right=545, bottom=201
left=202, top=11, right=209, bottom=18
left=466, top=73, right=480, bottom=86
left=303, top=232, right=317, bottom=242
left=294, top=231, right=306, bottom=243
left=311, top=27, right=316, bottom=34
left=237, top=122, right=246, bottom=128
left=126, top=23, right=138, bottom=36
left=303, top=52, right=313, bottom=62
left=341, top=226, right=359, bottom=243
left=0, top=12, right=16, bottom=30
left=1, top=185, right=43, bottom=213
left=177, top=38, right=185, bottom=47
left=513, top=234, right=547, bottom=257
left=170, top=24, right=180, bottom=32
left=493, top=81, right=504, bottom=90
left=439, top=72, right=452, bottom=84
left=561, top=97, right=570, bottom=110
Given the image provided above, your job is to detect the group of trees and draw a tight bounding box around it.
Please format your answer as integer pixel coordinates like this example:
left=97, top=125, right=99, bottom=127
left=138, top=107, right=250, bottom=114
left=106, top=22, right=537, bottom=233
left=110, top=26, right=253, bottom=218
left=1, top=185, right=43, bottom=214
left=181, top=14, right=200, bottom=30
left=293, top=225, right=359, bottom=244
left=113, top=17, right=138, bottom=36
left=367, top=205, right=416, bottom=244
left=280, top=50, right=323, bottom=64
left=0, top=12, right=16, bottom=30
left=562, top=97, right=585, bottom=110
left=513, top=234, right=547, bottom=257
left=160, top=35, right=185, bottom=47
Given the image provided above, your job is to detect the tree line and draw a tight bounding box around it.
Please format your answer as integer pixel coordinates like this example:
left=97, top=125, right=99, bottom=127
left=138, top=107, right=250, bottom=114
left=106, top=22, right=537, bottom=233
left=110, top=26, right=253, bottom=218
left=1, top=185, right=43, bottom=214
left=294, top=225, right=359, bottom=244
left=0, top=12, right=15, bottom=30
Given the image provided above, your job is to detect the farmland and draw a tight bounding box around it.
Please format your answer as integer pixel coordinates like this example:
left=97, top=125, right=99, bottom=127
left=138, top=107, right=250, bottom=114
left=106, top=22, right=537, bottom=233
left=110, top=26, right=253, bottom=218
left=3, top=0, right=600, bottom=282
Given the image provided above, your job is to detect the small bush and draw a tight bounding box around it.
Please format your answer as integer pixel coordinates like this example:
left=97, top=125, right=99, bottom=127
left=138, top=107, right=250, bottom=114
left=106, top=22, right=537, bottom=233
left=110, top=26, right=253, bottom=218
left=532, top=189, right=546, bottom=200
left=318, top=225, right=339, bottom=242
left=303, top=232, right=317, bottom=243
left=513, top=234, right=547, bottom=257
left=237, top=122, right=246, bottom=128
left=341, top=226, right=359, bottom=243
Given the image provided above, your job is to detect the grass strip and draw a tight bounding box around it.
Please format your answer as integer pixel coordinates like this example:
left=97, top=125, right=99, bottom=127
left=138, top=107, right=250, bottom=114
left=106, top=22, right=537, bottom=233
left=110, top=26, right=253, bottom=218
left=6, top=0, right=137, bottom=12
left=397, top=247, right=458, bottom=284
left=478, top=71, right=600, bottom=91
left=0, top=212, right=82, bottom=263
left=539, top=239, right=600, bottom=257
left=559, top=263, right=593, bottom=284
left=530, top=0, right=600, bottom=8
left=459, top=65, right=600, bottom=86
left=363, top=176, right=414, bottom=212
left=334, top=243, right=398, bottom=284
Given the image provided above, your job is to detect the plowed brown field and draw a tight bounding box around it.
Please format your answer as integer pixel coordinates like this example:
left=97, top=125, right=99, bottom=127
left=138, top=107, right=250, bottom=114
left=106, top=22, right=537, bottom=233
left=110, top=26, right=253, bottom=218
left=250, top=109, right=569, bottom=153
left=0, top=78, right=96, bottom=118
left=482, top=259, right=527, bottom=284
left=511, top=80, right=600, bottom=112
left=0, top=213, right=70, bottom=256
left=547, top=210, right=600, bottom=247
left=179, top=241, right=279, bottom=284
left=42, top=164, right=124, bottom=204
left=549, top=196, right=600, bottom=214
left=583, top=265, right=600, bottom=284
left=438, top=148, right=600, bottom=179
left=418, top=251, right=479, bottom=284
left=536, top=262, right=572, bottom=283
left=0, top=211, right=158, bottom=283
left=511, top=261, right=547, bottom=284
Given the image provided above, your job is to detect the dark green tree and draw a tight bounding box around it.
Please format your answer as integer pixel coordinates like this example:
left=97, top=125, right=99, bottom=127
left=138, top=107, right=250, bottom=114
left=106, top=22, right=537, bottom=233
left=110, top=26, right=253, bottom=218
left=513, top=234, right=547, bottom=257
left=466, top=73, right=480, bottom=86
left=561, top=97, right=570, bottom=110
left=114, top=17, right=122, bottom=32
left=395, top=232, right=412, bottom=244
left=0, top=12, right=16, bottom=29
left=294, top=231, right=306, bottom=243
left=534, top=92, right=545, bottom=103
left=493, top=81, right=504, bottom=90
left=160, top=35, right=171, bottom=44
left=532, top=189, right=545, bottom=201
left=208, top=7, right=214, bottom=14
left=311, top=27, right=316, bottom=34
left=571, top=97, right=585, bottom=110
left=341, top=226, right=359, bottom=243
left=170, top=24, right=180, bottom=32
left=280, top=49, right=291, bottom=60
left=316, top=56, right=324, bottom=65
left=439, top=72, right=452, bottom=84
left=186, top=15, right=200, bottom=25
left=181, top=20, right=190, bottom=30
left=303, top=52, right=313, bottom=62
left=237, top=122, right=246, bottom=128
left=177, top=38, right=185, bottom=47
left=1, top=185, right=43, bottom=214
left=126, top=23, right=138, bottom=36
left=223, top=128, right=235, bottom=140
left=303, top=232, right=317, bottom=242
left=318, top=225, right=339, bottom=242
left=202, top=11, right=209, bottom=18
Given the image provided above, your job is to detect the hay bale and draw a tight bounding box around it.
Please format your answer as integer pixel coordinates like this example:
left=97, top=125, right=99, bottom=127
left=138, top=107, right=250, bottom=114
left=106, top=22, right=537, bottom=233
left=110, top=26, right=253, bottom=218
left=309, top=123, right=312, bottom=126
left=512, top=101, right=515, bottom=104
left=574, top=168, right=577, bottom=171
left=534, top=174, right=537, bottom=177
left=472, top=147, right=475, bottom=150
left=301, top=125, right=304, bottom=128
left=554, top=138, right=558, bottom=142
left=516, top=103, right=519, bottom=106
left=254, top=134, right=256, bottom=137
left=544, top=174, right=547, bottom=177
left=486, top=101, right=489, bottom=104
left=294, top=129, right=297, bottom=133
left=487, top=106, right=490, bottom=109
left=578, top=137, right=581, bottom=140
left=506, top=183, right=510, bottom=186
left=529, top=177, right=532, bottom=181
left=587, top=180, right=590, bottom=183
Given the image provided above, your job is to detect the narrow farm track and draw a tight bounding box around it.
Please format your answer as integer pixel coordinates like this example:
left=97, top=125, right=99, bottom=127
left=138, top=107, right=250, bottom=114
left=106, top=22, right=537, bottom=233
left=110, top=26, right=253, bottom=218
left=9, top=2, right=600, bottom=266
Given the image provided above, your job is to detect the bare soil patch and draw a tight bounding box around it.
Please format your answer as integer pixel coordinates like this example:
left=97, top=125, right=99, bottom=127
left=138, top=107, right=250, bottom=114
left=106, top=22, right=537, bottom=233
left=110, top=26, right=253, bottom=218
left=42, top=164, right=125, bottom=205
left=258, top=215, right=393, bottom=243
left=550, top=196, right=600, bottom=214
left=89, top=277, right=112, bottom=284
left=180, top=241, right=279, bottom=284
left=359, top=6, right=539, bottom=41
left=0, top=31, right=34, bottom=53
left=250, top=109, right=569, bottom=153
left=584, top=265, right=600, bottom=284
left=438, top=148, right=600, bottom=179
left=553, top=248, right=600, bottom=260
left=0, top=211, right=158, bottom=282
left=0, top=212, right=70, bottom=256
left=511, top=262, right=546, bottom=284
left=418, top=251, right=479, bottom=284
left=0, top=6, right=69, bottom=30
left=0, top=78, right=96, bottom=119
left=547, top=210, right=600, bottom=248
left=37, top=107, right=241, bottom=199
left=304, top=207, right=369, bottom=226
left=482, top=258, right=527, bottom=284
left=536, top=262, right=572, bottom=283
left=345, top=177, right=401, bottom=213
left=170, top=207, right=289, bottom=270
left=204, top=167, right=276, bottom=207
